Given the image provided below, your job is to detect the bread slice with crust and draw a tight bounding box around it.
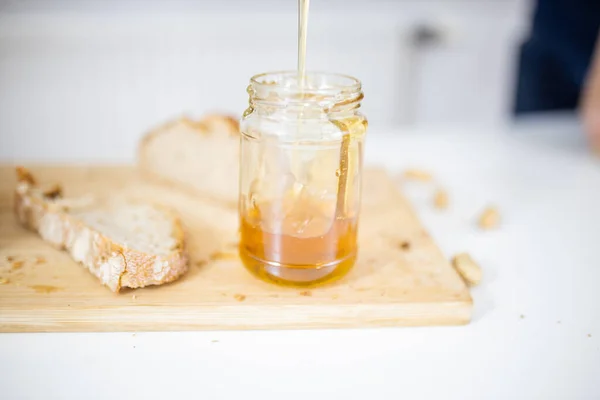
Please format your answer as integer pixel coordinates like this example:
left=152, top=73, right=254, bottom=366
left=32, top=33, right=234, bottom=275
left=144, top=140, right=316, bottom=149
left=138, top=114, right=240, bottom=206
left=13, top=167, right=188, bottom=292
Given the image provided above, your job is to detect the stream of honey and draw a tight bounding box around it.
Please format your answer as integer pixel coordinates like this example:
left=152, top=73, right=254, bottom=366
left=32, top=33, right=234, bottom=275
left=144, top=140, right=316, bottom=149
left=297, top=0, right=310, bottom=85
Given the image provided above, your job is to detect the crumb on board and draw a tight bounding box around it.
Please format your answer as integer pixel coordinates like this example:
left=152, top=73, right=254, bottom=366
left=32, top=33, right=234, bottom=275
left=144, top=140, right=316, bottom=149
left=35, top=256, right=46, bottom=265
left=11, top=260, right=24, bottom=271
left=16, top=166, right=36, bottom=184
left=195, top=260, right=207, bottom=268
left=433, top=189, right=449, bottom=210
left=209, top=251, right=239, bottom=261
left=132, top=294, right=137, bottom=300
left=6, top=256, right=15, bottom=262
left=299, top=290, right=312, bottom=297
left=588, top=334, right=592, bottom=338
left=234, top=294, right=246, bottom=302
left=0, top=277, right=9, bottom=285
left=332, top=294, right=339, bottom=300
left=30, top=285, right=61, bottom=294
left=399, top=241, right=411, bottom=251
left=402, top=169, right=434, bottom=182
left=211, top=340, right=219, bottom=343
left=478, top=206, right=501, bottom=230
left=42, top=184, right=63, bottom=199
left=520, top=314, right=525, bottom=319
left=451, top=253, right=482, bottom=286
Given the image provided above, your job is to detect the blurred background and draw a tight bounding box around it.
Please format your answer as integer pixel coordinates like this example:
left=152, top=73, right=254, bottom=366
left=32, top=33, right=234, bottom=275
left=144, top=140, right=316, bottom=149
left=0, top=0, right=591, bottom=161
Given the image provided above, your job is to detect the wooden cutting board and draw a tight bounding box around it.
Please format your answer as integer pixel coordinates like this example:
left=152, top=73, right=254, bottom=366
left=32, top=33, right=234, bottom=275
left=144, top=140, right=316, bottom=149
left=0, top=166, right=471, bottom=332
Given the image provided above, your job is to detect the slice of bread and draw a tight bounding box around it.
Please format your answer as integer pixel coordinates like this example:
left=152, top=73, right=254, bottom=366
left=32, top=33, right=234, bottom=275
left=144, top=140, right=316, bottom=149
left=138, top=114, right=240, bottom=206
left=14, top=167, right=188, bottom=292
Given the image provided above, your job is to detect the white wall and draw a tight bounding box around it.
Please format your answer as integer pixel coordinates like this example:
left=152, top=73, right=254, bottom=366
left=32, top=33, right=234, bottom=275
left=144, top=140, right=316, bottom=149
left=0, top=0, right=531, bottom=162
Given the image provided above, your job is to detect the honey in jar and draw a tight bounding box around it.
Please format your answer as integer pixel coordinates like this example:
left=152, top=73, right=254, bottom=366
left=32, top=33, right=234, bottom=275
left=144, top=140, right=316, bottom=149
left=238, top=71, right=367, bottom=286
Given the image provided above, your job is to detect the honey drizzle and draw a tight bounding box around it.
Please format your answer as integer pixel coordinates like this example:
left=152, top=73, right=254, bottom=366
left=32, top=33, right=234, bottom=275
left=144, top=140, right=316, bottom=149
left=335, top=133, right=351, bottom=218
left=297, top=0, right=310, bottom=86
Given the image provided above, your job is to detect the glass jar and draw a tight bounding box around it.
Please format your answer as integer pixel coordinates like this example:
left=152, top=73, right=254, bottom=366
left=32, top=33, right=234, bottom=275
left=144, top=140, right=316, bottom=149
left=239, top=71, right=367, bottom=287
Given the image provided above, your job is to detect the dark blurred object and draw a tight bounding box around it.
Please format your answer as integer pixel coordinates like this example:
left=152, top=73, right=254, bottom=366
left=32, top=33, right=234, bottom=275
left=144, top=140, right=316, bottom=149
left=514, top=0, right=600, bottom=114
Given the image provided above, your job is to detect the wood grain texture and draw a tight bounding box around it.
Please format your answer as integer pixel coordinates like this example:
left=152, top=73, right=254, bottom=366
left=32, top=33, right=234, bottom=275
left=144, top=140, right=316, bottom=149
left=0, top=166, right=472, bottom=332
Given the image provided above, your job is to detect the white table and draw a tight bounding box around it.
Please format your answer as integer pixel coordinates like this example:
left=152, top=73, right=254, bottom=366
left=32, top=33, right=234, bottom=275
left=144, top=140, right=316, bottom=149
left=1, top=117, right=600, bottom=400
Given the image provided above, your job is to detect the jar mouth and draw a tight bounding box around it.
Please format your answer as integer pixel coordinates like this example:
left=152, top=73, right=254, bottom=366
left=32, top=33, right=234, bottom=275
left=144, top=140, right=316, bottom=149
left=248, top=71, right=363, bottom=110
left=250, top=71, right=362, bottom=95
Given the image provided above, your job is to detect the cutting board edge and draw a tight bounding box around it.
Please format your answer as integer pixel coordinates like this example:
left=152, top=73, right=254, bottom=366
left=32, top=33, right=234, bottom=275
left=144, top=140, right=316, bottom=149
left=0, top=300, right=472, bottom=332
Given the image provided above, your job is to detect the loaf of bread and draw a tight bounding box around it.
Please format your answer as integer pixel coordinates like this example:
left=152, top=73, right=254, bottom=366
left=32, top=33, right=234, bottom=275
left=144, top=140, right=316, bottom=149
left=138, top=114, right=240, bottom=206
left=14, top=167, right=188, bottom=292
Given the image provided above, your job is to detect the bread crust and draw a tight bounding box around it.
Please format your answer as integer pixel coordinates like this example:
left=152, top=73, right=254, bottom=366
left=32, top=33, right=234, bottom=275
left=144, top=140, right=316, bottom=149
left=14, top=168, right=188, bottom=292
left=139, top=114, right=239, bottom=149
left=201, top=113, right=240, bottom=136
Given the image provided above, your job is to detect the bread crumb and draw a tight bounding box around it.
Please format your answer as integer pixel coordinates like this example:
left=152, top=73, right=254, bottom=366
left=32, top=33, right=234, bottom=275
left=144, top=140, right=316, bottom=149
left=234, top=294, right=246, bottom=302
left=6, top=256, right=15, bottom=262
left=16, top=166, right=36, bottom=184
left=433, top=189, right=449, bottom=210
left=132, top=294, right=137, bottom=300
left=520, top=314, right=525, bottom=319
left=35, top=256, right=46, bottom=265
left=299, top=290, right=312, bottom=297
left=42, top=184, right=63, bottom=199
left=195, top=260, right=207, bottom=268
left=588, top=334, right=592, bottom=338
left=11, top=260, right=24, bottom=271
left=0, top=277, right=9, bottom=285
left=478, top=206, right=500, bottom=230
left=451, top=253, right=482, bottom=286
left=210, top=251, right=238, bottom=261
left=399, top=241, right=411, bottom=251
left=403, top=169, right=433, bottom=182
left=211, top=339, right=219, bottom=343
left=332, top=294, right=339, bottom=300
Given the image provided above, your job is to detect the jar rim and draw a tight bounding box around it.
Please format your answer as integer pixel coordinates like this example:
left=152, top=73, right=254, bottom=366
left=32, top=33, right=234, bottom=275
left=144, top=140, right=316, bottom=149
left=250, top=71, right=362, bottom=95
